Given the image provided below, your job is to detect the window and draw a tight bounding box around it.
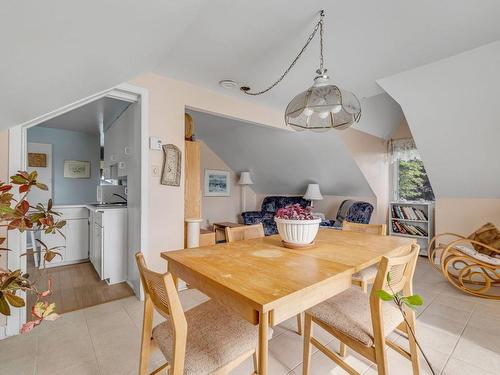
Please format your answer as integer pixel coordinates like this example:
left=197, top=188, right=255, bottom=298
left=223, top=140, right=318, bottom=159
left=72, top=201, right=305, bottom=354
left=390, top=138, right=434, bottom=202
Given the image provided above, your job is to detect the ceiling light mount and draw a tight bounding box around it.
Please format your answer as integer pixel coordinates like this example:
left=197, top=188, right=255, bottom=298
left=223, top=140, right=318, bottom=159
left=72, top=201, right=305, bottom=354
left=219, top=79, right=238, bottom=89
left=238, top=10, right=361, bottom=131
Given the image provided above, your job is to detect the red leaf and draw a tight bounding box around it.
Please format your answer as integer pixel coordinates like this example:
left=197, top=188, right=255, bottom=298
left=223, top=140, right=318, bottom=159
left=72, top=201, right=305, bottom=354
left=21, top=319, right=41, bottom=334
left=18, top=200, right=30, bottom=214
left=19, top=184, right=29, bottom=194
left=0, top=184, right=12, bottom=192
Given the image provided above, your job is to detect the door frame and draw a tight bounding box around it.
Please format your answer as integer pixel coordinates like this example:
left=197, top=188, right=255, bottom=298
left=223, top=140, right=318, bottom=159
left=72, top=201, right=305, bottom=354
left=5, top=83, right=149, bottom=337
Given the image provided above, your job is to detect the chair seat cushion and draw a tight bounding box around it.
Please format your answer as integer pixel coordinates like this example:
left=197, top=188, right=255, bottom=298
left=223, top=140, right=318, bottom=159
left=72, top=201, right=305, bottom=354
left=455, top=245, right=500, bottom=266
left=307, top=287, right=403, bottom=347
left=352, top=265, right=378, bottom=282
left=152, top=299, right=262, bottom=375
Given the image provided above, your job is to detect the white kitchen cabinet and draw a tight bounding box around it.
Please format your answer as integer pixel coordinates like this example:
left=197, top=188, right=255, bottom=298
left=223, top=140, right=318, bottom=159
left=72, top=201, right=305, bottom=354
left=104, top=110, right=133, bottom=178
left=89, top=207, right=127, bottom=284
left=40, top=206, right=89, bottom=268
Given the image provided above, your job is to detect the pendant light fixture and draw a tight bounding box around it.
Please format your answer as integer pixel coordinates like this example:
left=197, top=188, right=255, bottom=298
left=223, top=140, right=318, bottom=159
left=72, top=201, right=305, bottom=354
left=240, top=10, right=361, bottom=131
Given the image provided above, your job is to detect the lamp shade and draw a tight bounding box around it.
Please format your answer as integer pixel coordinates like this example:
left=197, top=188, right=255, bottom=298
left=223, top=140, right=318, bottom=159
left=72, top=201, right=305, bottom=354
left=303, top=183, right=323, bottom=201
left=238, top=171, right=254, bottom=185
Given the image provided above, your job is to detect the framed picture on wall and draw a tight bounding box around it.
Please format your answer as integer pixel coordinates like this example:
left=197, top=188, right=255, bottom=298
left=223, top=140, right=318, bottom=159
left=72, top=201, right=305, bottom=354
left=64, top=160, right=91, bottom=179
left=204, top=169, right=230, bottom=196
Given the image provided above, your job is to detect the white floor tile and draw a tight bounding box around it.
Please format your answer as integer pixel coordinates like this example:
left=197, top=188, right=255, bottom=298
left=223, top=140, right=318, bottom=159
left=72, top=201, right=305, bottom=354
left=443, top=357, right=497, bottom=375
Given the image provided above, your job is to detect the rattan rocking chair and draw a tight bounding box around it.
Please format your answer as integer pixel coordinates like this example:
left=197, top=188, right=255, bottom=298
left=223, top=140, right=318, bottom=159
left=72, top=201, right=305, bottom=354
left=428, top=230, right=500, bottom=300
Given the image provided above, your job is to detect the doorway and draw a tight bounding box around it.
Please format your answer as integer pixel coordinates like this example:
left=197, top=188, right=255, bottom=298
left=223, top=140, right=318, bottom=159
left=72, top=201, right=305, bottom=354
left=6, top=84, right=149, bottom=336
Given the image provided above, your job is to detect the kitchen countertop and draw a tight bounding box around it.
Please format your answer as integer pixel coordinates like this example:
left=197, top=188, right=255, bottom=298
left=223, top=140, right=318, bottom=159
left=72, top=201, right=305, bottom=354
left=52, top=204, right=127, bottom=211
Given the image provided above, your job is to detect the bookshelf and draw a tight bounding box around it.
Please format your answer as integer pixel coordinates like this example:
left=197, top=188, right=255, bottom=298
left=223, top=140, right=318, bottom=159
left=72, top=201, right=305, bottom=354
left=389, top=201, right=435, bottom=256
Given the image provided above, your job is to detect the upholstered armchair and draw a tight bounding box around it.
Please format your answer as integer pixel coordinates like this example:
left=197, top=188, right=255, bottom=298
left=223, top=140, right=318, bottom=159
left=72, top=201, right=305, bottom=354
left=241, top=196, right=311, bottom=236
left=320, top=200, right=374, bottom=228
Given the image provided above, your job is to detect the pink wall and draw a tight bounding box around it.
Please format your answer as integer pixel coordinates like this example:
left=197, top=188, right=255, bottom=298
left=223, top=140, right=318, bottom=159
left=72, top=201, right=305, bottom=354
left=129, top=73, right=284, bottom=271
left=200, top=141, right=257, bottom=227
left=435, top=198, right=500, bottom=235
left=339, top=129, right=389, bottom=224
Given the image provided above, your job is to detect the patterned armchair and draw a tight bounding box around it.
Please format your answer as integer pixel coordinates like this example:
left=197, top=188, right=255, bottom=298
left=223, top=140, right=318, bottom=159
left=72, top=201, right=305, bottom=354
left=320, top=200, right=374, bottom=228
left=241, top=196, right=311, bottom=236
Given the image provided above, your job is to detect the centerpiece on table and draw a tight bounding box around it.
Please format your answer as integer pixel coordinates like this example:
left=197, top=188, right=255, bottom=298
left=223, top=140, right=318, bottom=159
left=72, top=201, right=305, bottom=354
left=274, top=203, right=322, bottom=248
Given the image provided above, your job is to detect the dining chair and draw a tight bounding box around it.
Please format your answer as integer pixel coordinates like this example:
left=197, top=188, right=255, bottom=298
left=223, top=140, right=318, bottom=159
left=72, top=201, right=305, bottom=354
left=342, top=221, right=387, bottom=293
left=302, top=244, right=421, bottom=375
left=135, top=252, right=261, bottom=375
left=225, top=223, right=265, bottom=243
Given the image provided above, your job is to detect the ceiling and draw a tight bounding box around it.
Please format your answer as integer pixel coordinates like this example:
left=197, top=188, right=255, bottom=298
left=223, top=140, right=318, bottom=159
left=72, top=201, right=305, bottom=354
left=37, top=97, right=131, bottom=135
left=1, top=1, right=500, bottom=134
left=190, top=109, right=374, bottom=197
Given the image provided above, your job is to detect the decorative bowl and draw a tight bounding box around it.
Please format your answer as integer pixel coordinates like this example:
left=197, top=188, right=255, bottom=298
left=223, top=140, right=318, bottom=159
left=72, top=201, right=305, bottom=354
left=274, top=217, right=322, bottom=245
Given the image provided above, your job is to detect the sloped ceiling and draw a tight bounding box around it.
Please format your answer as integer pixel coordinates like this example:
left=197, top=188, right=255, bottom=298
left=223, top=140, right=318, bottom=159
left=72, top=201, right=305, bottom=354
left=2, top=1, right=500, bottom=136
left=38, top=97, right=130, bottom=135
left=378, top=41, right=500, bottom=198
left=190, top=110, right=374, bottom=197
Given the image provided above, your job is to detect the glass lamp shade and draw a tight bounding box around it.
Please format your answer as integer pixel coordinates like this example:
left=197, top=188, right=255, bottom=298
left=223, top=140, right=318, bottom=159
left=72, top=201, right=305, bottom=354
left=285, top=76, right=361, bottom=131
left=238, top=171, right=254, bottom=185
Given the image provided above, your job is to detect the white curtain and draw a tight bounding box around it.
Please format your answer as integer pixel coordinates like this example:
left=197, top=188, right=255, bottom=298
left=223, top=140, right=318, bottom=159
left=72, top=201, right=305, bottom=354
left=390, top=138, right=420, bottom=163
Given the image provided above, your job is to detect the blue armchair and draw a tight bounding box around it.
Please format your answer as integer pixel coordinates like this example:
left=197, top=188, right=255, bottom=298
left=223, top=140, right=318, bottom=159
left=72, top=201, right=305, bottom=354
left=241, top=196, right=311, bottom=236
left=320, top=200, right=374, bottom=228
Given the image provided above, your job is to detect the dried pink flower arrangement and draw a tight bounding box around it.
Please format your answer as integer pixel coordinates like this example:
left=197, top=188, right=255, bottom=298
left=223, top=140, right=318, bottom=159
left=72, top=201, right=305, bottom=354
left=275, top=203, right=315, bottom=220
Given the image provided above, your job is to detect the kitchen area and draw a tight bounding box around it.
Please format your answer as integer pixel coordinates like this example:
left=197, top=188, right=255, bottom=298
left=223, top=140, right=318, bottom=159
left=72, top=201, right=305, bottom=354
left=25, top=95, right=142, bottom=314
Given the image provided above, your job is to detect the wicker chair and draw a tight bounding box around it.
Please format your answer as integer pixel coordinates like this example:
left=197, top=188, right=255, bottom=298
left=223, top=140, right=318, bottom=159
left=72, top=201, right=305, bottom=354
left=428, top=232, right=500, bottom=300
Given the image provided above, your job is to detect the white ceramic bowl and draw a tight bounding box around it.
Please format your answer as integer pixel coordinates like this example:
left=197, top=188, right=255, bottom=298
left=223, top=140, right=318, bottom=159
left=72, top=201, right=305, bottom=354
left=274, top=217, right=322, bottom=245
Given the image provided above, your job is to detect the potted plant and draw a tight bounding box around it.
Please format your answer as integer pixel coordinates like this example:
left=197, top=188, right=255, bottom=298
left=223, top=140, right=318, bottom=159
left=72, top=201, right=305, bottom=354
left=274, top=203, right=322, bottom=246
left=1, top=171, right=66, bottom=333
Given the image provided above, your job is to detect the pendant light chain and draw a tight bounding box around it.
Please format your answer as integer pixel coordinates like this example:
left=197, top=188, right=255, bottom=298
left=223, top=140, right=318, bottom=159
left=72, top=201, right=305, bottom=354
left=241, top=10, right=325, bottom=96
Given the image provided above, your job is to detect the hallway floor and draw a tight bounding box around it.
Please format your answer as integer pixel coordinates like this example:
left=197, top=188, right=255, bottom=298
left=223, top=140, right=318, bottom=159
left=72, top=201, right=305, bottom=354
left=26, top=261, right=134, bottom=316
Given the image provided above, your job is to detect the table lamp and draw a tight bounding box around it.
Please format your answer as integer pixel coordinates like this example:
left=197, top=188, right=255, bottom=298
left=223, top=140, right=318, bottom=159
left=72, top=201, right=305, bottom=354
left=303, top=183, right=323, bottom=208
left=238, top=171, right=254, bottom=212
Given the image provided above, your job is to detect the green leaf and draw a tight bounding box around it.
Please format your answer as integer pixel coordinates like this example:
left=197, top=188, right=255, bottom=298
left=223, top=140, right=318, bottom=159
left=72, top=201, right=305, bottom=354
left=386, top=272, right=392, bottom=283
left=0, top=295, right=11, bottom=316
left=404, top=294, right=424, bottom=306
left=376, top=290, right=394, bottom=301
left=35, top=182, right=48, bottom=191
left=0, top=205, right=16, bottom=214
left=4, top=292, right=25, bottom=308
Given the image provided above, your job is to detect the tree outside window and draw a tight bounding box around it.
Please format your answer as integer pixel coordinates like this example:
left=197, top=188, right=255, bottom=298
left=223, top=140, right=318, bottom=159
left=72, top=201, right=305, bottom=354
left=391, top=138, right=435, bottom=202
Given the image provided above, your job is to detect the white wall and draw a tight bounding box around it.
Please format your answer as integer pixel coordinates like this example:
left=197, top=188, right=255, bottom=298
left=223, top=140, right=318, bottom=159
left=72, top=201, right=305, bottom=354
left=200, top=141, right=257, bottom=227
left=107, top=102, right=142, bottom=296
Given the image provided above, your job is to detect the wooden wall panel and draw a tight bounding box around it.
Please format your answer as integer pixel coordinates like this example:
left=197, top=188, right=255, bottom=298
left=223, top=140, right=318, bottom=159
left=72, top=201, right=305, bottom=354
left=184, top=141, right=201, bottom=220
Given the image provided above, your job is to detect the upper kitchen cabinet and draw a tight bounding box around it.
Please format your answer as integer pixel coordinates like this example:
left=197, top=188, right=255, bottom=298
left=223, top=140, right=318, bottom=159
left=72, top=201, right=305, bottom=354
left=104, top=102, right=136, bottom=179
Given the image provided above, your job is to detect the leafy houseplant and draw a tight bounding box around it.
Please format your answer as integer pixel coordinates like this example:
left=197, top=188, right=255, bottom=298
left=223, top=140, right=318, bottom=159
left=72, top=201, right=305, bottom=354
left=0, top=171, right=66, bottom=333
left=377, top=275, right=436, bottom=375
left=274, top=203, right=322, bottom=245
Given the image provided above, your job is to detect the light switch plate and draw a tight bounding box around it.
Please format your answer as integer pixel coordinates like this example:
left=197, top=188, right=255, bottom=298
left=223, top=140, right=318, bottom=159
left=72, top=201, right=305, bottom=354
left=149, top=137, right=162, bottom=150
left=152, top=165, right=160, bottom=177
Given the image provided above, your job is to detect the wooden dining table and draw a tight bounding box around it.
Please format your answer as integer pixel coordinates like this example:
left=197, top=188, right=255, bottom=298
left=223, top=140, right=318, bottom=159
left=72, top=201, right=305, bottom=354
left=161, top=228, right=415, bottom=375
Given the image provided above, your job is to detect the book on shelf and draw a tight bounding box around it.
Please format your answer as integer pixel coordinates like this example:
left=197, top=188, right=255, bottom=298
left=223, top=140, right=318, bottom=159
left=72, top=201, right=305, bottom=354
left=391, top=221, right=428, bottom=237
left=391, top=205, right=428, bottom=221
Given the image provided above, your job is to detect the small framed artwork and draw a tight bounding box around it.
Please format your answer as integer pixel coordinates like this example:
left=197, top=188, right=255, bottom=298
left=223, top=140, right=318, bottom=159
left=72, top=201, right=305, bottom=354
left=64, top=160, right=91, bottom=179
left=28, top=153, right=47, bottom=167
left=204, top=169, right=231, bottom=197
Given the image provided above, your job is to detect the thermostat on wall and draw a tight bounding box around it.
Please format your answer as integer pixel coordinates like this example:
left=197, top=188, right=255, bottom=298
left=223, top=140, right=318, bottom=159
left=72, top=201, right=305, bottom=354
left=149, top=136, right=162, bottom=150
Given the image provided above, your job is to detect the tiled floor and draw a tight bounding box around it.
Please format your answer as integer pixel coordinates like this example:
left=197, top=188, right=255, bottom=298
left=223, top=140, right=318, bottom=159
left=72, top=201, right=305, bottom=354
left=1, top=258, right=499, bottom=375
